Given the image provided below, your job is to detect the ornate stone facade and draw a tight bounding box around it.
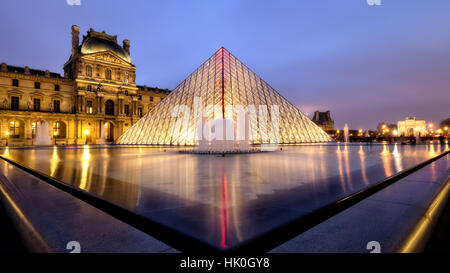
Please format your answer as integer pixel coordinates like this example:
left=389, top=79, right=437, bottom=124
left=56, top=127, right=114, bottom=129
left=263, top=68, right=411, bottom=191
left=0, top=26, right=170, bottom=146
left=311, top=110, right=334, bottom=131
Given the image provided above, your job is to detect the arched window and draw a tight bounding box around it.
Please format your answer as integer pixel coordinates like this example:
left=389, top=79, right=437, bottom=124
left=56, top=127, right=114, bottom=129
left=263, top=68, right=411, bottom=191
left=105, top=100, right=114, bottom=116
left=105, top=69, right=111, bottom=80
left=86, top=65, right=93, bottom=77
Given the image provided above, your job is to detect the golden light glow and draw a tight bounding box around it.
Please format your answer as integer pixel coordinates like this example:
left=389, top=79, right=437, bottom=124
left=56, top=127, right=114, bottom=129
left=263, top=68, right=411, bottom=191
left=444, top=126, right=448, bottom=131
left=358, top=129, right=363, bottom=133
left=393, top=130, right=398, bottom=136
left=437, top=129, right=442, bottom=134
left=336, top=130, right=340, bottom=134
left=84, top=129, right=90, bottom=135
left=5, top=131, right=9, bottom=136
left=382, top=124, right=387, bottom=129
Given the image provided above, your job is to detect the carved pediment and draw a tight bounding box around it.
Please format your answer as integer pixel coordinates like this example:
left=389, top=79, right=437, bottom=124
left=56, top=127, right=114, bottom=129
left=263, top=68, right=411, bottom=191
left=84, top=51, right=132, bottom=66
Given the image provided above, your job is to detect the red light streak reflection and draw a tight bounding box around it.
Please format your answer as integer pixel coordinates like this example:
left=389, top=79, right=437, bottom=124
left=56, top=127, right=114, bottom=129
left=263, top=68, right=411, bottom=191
left=220, top=173, right=229, bottom=248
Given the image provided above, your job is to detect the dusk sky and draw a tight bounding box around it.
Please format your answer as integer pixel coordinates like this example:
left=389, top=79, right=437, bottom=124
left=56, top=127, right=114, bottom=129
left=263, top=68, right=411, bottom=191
left=1, top=0, right=449, bottom=129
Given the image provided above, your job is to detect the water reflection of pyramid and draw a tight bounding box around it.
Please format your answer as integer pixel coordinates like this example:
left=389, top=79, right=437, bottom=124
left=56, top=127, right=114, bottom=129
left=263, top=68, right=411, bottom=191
left=117, top=48, right=331, bottom=145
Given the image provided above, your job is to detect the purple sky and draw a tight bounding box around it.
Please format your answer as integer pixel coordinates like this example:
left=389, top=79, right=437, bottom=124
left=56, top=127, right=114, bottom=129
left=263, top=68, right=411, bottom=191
left=1, top=0, right=449, bottom=130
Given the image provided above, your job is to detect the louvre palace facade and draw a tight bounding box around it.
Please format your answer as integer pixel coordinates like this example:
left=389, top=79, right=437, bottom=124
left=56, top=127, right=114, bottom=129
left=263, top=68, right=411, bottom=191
left=0, top=25, right=170, bottom=146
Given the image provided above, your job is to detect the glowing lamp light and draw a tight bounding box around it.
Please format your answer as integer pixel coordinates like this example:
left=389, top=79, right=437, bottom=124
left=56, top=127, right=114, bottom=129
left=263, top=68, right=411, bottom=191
left=445, top=127, right=448, bottom=131
left=336, top=130, right=340, bottom=134
left=437, top=129, right=442, bottom=134
left=5, top=131, right=9, bottom=136
left=358, top=129, right=363, bottom=133
left=393, top=130, right=398, bottom=136
left=53, top=131, right=58, bottom=136
left=84, top=129, right=90, bottom=135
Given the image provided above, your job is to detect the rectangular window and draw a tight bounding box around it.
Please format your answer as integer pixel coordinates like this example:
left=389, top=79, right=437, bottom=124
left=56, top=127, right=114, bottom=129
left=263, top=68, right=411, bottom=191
left=124, top=104, right=130, bottom=116
left=86, top=100, right=93, bottom=114
left=33, top=98, right=40, bottom=111
left=12, top=79, right=19, bottom=87
left=34, top=82, right=40, bottom=89
left=9, top=121, right=20, bottom=138
left=138, top=107, right=142, bottom=117
left=11, top=96, right=19, bottom=110
left=150, top=96, right=154, bottom=102
left=54, top=84, right=60, bottom=91
left=53, top=100, right=60, bottom=113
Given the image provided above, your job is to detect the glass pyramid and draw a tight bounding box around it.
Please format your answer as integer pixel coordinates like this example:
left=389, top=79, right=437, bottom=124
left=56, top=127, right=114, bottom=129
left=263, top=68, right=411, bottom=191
left=116, top=48, right=332, bottom=145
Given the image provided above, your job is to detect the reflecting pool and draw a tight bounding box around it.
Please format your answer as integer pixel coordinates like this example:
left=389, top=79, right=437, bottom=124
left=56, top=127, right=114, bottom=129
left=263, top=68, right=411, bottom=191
left=1, top=143, right=448, bottom=250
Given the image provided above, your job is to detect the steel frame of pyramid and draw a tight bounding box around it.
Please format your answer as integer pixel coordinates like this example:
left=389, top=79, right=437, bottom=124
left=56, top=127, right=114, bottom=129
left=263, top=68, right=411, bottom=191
left=116, top=48, right=332, bottom=145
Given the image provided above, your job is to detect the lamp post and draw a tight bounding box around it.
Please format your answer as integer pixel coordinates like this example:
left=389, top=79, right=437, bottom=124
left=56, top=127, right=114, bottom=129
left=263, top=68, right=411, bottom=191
left=53, top=131, right=57, bottom=146
left=5, top=131, right=9, bottom=146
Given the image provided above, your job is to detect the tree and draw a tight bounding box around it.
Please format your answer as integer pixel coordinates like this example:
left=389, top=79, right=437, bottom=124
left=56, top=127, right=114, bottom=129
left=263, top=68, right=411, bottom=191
left=439, top=118, right=450, bottom=128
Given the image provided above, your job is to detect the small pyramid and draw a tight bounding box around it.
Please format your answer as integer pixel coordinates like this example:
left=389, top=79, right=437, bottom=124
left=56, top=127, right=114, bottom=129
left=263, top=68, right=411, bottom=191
left=117, top=48, right=331, bottom=145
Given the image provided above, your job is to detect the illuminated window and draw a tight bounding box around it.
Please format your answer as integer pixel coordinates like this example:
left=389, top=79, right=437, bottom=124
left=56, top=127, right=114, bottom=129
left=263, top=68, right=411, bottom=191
left=86, top=65, right=92, bottom=77
left=11, top=96, right=19, bottom=110
left=86, top=100, right=93, bottom=114
left=53, top=121, right=61, bottom=138
left=105, top=69, right=111, bottom=80
left=32, top=122, right=36, bottom=137
left=9, top=121, right=20, bottom=138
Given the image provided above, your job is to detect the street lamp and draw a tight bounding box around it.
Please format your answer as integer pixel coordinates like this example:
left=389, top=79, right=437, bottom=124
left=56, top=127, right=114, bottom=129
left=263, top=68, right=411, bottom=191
left=53, top=131, right=58, bottom=145
left=5, top=131, right=9, bottom=146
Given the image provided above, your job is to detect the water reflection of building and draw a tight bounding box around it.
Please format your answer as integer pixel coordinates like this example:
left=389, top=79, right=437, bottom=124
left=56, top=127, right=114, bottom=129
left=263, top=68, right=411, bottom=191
left=397, top=116, right=426, bottom=137
left=0, top=26, right=170, bottom=146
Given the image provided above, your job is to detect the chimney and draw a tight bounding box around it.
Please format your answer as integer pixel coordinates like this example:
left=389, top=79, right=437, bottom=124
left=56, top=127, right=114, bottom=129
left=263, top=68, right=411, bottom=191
left=123, top=39, right=130, bottom=55
left=71, top=25, right=80, bottom=56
